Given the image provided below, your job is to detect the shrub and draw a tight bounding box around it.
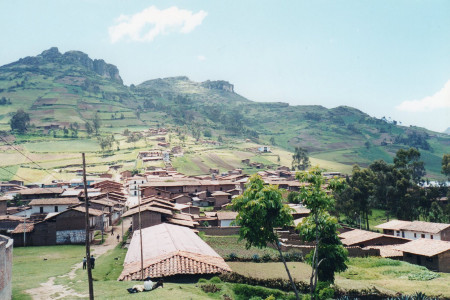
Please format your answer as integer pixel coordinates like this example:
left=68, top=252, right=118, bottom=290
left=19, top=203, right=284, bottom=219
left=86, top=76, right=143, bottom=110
left=228, top=253, right=238, bottom=261
left=201, top=284, right=221, bottom=293
left=262, top=253, right=272, bottom=262
left=232, top=284, right=291, bottom=300
left=252, top=254, right=261, bottom=262
left=210, top=276, right=222, bottom=283
left=407, top=271, right=439, bottom=281
left=197, top=278, right=208, bottom=283
left=319, top=287, right=334, bottom=300
left=290, top=252, right=303, bottom=262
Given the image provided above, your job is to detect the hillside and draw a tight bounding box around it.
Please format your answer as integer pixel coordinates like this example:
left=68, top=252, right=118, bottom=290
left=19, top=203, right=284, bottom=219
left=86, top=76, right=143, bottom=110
left=0, top=48, right=449, bottom=179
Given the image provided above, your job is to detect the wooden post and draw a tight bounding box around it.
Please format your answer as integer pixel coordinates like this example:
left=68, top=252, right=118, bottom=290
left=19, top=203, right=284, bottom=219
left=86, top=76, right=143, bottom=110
left=82, top=153, right=94, bottom=299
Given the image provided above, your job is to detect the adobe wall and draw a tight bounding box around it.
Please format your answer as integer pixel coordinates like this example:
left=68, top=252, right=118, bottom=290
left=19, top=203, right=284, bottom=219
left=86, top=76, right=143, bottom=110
left=197, top=226, right=240, bottom=236
left=438, top=251, right=450, bottom=273
left=403, top=253, right=440, bottom=272
left=0, top=234, right=13, bottom=300
left=277, top=244, right=380, bottom=257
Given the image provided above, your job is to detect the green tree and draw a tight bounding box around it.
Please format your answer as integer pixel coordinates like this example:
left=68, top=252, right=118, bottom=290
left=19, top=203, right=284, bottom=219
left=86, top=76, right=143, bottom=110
left=336, top=165, right=374, bottom=229
left=296, top=168, right=347, bottom=298
left=85, top=122, right=93, bottom=135
left=442, top=154, right=450, bottom=179
left=92, top=113, right=101, bottom=135
left=232, top=174, right=299, bottom=299
left=394, top=148, right=425, bottom=184
left=270, top=136, right=276, bottom=145
left=10, top=109, right=30, bottom=133
left=292, top=147, right=310, bottom=171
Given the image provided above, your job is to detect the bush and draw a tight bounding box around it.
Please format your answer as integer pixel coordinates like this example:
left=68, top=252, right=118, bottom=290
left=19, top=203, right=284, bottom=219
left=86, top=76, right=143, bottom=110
left=228, top=253, right=238, bottom=261
left=232, top=284, right=293, bottom=300
left=200, top=284, right=221, bottom=293
left=197, top=278, right=208, bottom=283
left=252, top=254, right=261, bottom=262
left=319, top=287, right=334, bottom=300
left=262, top=253, right=272, bottom=262
left=210, top=276, right=222, bottom=283
left=407, top=271, right=439, bottom=281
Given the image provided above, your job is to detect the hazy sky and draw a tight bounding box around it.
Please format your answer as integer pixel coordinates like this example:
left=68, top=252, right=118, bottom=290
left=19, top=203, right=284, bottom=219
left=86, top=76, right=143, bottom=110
left=1, top=0, right=449, bottom=132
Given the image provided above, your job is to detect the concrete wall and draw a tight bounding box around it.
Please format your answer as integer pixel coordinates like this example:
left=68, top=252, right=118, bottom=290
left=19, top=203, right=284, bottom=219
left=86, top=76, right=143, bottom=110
left=403, top=230, right=442, bottom=240
left=0, top=234, right=13, bottom=300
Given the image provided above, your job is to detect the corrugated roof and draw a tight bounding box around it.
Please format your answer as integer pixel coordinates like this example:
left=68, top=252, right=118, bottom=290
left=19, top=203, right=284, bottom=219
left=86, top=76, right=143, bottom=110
left=119, top=223, right=230, bottom=280
left=394, top=239, right=450, bottom=257
left=29, top=197, right=80, bottom=206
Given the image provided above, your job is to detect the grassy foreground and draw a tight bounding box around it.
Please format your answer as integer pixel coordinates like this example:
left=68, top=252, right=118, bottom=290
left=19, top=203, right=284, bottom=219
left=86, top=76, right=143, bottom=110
left=12, top=241, right=450, bottom=299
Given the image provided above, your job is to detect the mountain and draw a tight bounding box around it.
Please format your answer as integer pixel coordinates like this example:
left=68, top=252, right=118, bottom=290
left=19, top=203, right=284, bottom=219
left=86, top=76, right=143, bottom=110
left=0, top=48, right=448, bottom=178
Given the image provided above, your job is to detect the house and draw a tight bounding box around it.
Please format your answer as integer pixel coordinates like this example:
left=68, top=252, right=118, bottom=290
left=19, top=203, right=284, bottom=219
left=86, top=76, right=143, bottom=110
left=25, top=197, right=81, bottom=217
left=258, top=146, right=271, bottom=153
left=212, top=191, right=231, bottom=208
left=16, top=187, right=65, bottom=200
left=375, top=220, right=450, bottom=241
left=127, top=176, right=147, bottom=196
left=172, top=194, right=192, bottom=204
left=118, top=223, right=231, bottom=280
left=288, top=204, right=310, bottom=219
left=0, top=215, right=25, bottom=234
left=18, top=207, right=103, bottom=246
left=339, top=228, right=410, bottom=248
left=216, top=211, right=238, bottom=227
left=395, top=239, right=450, bottom=272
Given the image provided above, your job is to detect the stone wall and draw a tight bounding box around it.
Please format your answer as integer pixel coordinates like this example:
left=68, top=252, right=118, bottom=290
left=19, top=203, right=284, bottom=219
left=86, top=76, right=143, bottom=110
left=0, top=234, right=13, bottom=300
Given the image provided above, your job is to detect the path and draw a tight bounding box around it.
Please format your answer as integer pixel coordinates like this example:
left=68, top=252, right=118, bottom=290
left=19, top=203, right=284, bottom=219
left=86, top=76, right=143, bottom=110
left=25, top=218, right=131, bottom=300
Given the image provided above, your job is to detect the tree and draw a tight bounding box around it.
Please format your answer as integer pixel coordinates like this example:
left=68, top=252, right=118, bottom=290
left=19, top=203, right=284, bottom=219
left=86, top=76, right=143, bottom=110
left=85, top=122, right=93, bottom=135
left=292, top=147, right=310, bottom=171
left=270, top=136, right=276, bottom=145
left=232, top=174, right=300, bottom=299
left=442, top=154, right=450, bottom=179
left=92, top=113, right=101, bottom=135
left=10, top=109, right=30, bottom=133
left=296, top=168, right=347, bottom=298
left=336, top=165, right=374, bottom=229
left=394, top=148, right=425, bottom=184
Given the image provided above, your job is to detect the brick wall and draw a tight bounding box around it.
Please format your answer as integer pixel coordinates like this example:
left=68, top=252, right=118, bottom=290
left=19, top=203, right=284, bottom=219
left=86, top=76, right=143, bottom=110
left=0, top=234, right=13, bottom=300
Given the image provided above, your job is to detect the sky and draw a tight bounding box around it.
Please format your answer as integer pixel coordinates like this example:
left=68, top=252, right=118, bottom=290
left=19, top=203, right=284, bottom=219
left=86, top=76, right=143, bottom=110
left=0, top=0, right=449, bottom=132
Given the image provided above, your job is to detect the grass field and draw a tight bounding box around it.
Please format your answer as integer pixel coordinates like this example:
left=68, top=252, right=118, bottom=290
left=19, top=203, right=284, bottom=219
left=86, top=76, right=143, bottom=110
left=228, top=258, right=450, bottom=297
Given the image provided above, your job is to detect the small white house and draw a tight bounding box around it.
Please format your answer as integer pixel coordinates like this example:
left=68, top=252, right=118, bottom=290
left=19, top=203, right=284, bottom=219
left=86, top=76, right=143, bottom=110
left=216, top=211, right=238, bottom=227
left=24, top=197, right=81, bottom=217
left=258, top=146, right=271, bottom=153
left=376, top=220, right=450, bottom=241
left=127, top=177, right=147, bottom=196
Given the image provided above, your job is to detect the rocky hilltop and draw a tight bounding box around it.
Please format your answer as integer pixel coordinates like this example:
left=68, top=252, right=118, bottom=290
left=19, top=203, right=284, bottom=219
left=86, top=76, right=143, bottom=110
left=3, top=47, right=122, bottom=84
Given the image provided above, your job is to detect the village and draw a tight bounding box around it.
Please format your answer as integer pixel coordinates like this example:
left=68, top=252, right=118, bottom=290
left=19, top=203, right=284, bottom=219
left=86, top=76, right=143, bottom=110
left=1, top=130, right=450, bottom=299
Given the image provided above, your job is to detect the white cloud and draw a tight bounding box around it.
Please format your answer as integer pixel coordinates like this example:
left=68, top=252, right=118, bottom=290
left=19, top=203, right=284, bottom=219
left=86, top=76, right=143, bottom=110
left=396, top=80, right=450, bottom=112
left=109, top=6, right=207, bottom=43
left=197, top=55, right=206, bottom=61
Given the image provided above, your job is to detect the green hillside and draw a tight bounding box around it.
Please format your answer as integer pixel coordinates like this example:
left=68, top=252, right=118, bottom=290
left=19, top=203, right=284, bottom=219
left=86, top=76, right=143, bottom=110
left=0, top=47, right=448, bottom=179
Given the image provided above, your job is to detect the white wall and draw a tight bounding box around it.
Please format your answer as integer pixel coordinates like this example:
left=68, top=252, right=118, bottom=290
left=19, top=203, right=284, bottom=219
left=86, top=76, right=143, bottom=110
left=403, top=230, right=441, bottom=240
left=220, top=220, right=234, bottom=227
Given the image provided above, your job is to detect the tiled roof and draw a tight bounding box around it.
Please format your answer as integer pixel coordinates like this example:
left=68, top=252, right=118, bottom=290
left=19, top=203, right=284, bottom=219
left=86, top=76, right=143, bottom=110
left=71, top=206, right=103, bottom=216
left=119, top=223, right=230, bottom=280
left=401, top=221, right=450, bottom=234
left=11, top=222, right=34, bottom=234
left=364, top=245, right=403, bottom=258
left=122, top=205, right=173, bottom=218
left=28, top=197, right=80, bottom=206
left=18, top=187, right=64, bottom=195
left=375, top=220, right=412, bottom=231
left=212, top=191, right=231, bottom=196
left=216, top=211, right=238, bottom=220
left=0, top=215, right=25, bottom=221
left=394, top=239, right=450, bottom=257
left=339, top=229, right=384, bottom=246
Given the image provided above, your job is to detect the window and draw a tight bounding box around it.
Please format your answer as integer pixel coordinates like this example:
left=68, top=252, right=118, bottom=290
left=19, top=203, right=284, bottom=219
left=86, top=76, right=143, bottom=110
left=421, top=234, right=425, bottom=238
left=414, top=233, right=417, bottom=238
left=430, top=235, right=433, bottom=239
left=54, top=206, right=58, bottom=212
left=40, top=207, right=44, bottom=213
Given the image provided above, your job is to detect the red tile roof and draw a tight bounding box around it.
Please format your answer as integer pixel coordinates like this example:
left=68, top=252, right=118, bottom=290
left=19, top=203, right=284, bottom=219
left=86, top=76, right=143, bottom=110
left=394, top=239, right=450, bottom=257
left=28, top=197, right=80, bottom=206
left=11, top=222, right=34, bottom=234
left=119, top=223, right=230, bottom=280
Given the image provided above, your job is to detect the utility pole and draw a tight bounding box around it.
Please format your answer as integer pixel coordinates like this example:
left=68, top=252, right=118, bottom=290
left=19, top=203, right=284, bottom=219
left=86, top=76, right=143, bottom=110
left=23, top=211, right=26, bottom=247
left=82, top=153, right=94, bottom=300
left=137, top=187, right=144, bottom=280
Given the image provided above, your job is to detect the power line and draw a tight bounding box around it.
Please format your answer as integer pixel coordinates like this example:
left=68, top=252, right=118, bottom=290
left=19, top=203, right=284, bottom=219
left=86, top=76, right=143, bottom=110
left=0, top=136, right=62, bottom=182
